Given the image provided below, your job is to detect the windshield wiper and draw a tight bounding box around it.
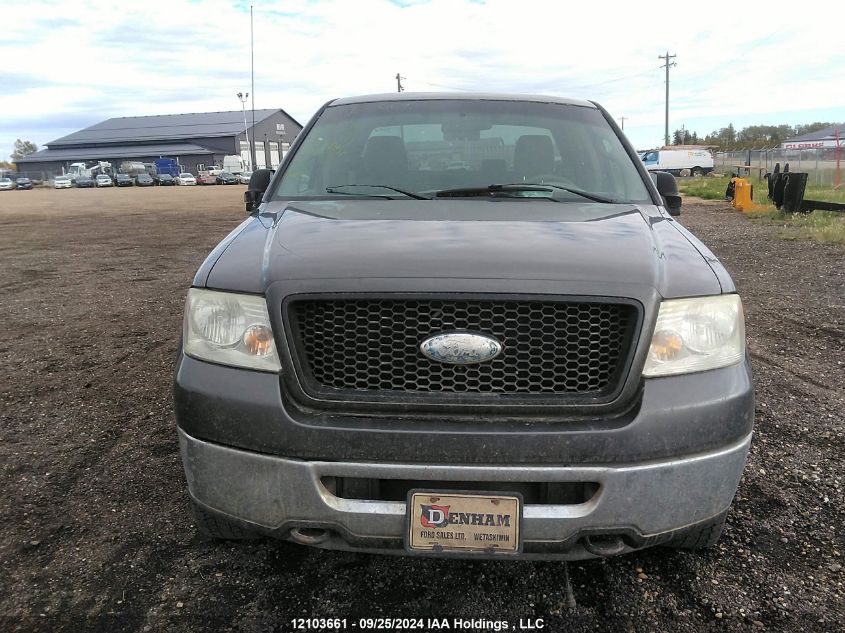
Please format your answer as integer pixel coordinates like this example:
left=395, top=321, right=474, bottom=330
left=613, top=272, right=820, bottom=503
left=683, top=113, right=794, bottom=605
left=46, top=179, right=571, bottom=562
left=434, top=184, right=551, bottom=197
left=434, top=183, right=615, bottom=204
left=517, top=183, right=616, bottom=203
left=326, top=184, right=430, bottom=200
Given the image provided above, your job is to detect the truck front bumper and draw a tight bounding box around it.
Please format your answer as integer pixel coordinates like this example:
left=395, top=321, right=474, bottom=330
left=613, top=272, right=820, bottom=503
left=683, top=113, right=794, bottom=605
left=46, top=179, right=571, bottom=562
left=180, top=428, right=751, bottom=560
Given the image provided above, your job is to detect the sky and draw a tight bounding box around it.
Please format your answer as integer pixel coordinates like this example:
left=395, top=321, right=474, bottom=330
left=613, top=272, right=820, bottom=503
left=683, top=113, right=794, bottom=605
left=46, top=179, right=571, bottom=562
left=2, top=0, right=843, bottom=158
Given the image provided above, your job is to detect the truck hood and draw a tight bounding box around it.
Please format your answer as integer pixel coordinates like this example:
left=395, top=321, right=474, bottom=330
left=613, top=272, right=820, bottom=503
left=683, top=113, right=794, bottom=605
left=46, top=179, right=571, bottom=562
left=204, top=199, right=723, bottom=298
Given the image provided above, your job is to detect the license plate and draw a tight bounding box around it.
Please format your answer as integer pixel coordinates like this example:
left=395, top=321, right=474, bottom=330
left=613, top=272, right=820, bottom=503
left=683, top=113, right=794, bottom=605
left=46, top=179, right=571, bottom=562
left=405, top=490, right=522, bottom=555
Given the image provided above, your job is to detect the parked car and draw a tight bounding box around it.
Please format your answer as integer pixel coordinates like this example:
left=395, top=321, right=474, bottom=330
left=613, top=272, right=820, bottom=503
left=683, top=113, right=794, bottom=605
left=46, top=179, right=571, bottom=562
left=75, top=177, right=94, bottom=188
left=95, top=175, right=113, bottom=188
left=54, top=176, right=73, bottom=189
left=196, top=174, right=217, bottom=185
left=216, top=172, right=238, bottom=185
left=156, top=174, right=175, bottom=186
left=0, top=177, right=14, bottom=190
left=175, top=173, right=196, bottom=186
left=135, top=174, right=154, bottom=187
left=175, top=93, right=753, bottom=561
left=14, top=177, right=33, bottom=190
left=114, top=174, right=134, bottom=187
left=237, top=171, right=253, bottom=185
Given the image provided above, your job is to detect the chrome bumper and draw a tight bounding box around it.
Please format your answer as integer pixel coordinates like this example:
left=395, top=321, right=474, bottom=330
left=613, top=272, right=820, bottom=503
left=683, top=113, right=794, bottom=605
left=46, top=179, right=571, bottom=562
left=180, top=428, right=751, bottom=559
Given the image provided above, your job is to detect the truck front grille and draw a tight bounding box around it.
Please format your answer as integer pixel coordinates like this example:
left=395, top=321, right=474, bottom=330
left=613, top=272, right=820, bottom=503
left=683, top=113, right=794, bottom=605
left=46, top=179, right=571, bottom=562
left=286, top=297, right=639, bottom=404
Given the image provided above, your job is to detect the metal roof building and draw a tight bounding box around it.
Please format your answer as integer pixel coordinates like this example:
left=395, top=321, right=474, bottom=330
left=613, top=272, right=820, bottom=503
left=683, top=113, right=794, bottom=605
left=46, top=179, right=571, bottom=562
left=15, top=108, right=303, bottom=178
left=781, top=123, right=845, bottom=150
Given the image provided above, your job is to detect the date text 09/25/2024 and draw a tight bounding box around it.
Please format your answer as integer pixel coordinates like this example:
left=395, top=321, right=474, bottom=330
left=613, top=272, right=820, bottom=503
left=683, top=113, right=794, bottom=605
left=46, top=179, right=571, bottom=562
left=290, top=617, right=546, bottom=631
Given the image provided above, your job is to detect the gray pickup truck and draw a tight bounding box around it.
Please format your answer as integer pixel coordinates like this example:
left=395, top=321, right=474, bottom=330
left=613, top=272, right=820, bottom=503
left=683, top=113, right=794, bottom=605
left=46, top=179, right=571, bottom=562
left=174, top=93, right=753, bottom=560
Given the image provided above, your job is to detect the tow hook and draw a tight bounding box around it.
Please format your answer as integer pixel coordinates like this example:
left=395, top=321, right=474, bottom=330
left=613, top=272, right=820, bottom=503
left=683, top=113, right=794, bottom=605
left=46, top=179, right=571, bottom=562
left=582, top=535, right=626, bottom=557
left=290, top=527, right=331, bottom=545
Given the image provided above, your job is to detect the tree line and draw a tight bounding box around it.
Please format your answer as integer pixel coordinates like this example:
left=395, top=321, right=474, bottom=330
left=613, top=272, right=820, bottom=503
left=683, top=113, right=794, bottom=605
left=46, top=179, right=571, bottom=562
left=671, top=122, right=835, bottom=150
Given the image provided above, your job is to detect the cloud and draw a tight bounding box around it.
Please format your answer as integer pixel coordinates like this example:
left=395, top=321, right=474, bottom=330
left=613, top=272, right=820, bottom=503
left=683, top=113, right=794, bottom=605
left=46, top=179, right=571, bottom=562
left=1, top=0, right=843, bottom=152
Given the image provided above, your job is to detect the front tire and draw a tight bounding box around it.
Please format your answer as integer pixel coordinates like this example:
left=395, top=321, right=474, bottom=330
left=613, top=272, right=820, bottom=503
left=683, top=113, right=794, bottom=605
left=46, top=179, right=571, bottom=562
left=663, top=510, right=728, bottom=550
left=691, top=167, right=704, bottom=177
left=191, top=499, right=258, bottom=540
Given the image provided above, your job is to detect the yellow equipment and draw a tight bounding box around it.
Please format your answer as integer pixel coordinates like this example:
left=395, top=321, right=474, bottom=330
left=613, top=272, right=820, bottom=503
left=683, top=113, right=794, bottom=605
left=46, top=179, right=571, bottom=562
left=730, top=177, right=766, bottom=212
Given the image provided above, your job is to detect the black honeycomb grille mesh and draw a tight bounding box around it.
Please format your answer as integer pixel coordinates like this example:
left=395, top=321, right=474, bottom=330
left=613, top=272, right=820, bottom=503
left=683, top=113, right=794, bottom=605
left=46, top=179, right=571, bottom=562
left=289, top=299, right=637, bottom=397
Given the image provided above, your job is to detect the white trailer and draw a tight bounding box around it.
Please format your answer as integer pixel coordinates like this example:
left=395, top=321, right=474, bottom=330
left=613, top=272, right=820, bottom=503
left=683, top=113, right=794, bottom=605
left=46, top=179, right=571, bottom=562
left=640, top=148, right=714, bottom=176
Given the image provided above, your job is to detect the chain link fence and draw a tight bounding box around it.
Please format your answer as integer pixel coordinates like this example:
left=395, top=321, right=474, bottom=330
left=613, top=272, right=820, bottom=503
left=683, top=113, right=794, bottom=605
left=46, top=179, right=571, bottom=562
left=715, top=148, right=842, bottom=188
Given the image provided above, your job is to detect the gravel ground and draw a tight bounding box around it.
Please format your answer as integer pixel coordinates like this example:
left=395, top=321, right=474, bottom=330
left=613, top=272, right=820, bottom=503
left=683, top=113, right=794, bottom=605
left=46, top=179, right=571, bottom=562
left=0, top=188, right=843, bottom=632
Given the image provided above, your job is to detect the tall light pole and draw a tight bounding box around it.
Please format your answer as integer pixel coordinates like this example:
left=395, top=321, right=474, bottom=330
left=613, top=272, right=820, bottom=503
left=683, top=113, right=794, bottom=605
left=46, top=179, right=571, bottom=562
left=237, top=92, right=251, bottom=171
left=250, top=5, right=256, bottom=172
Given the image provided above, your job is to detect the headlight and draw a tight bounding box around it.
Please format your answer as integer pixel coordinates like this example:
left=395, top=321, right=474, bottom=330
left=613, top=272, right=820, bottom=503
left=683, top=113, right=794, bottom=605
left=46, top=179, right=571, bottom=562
left=183, top=288, right=281, bottom=372
left=643, top=295, right=745, bottom=377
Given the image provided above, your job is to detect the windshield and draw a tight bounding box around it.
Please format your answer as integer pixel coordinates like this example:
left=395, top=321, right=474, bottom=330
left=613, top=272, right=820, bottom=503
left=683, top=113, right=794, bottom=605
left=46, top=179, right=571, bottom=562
left=274, top=99, right=650, bottom=203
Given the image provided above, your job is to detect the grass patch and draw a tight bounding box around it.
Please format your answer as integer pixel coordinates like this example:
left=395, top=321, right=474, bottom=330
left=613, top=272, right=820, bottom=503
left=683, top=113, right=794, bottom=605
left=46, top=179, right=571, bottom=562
left=748, top=210, right=845, bottom=246
left=679, top=176, right=772, bottom=204
left=804, top=184, right=845, bottom=204
left=678, top=176, right=732, bottom=200
left=679, top=175, right=845, bottom=205
left=679, top=176, right=845, bottom=246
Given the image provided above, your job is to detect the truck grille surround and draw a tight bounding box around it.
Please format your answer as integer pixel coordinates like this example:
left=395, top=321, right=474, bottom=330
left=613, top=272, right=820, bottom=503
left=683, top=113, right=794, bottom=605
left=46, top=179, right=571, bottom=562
left=285, top=297, right=640, bottom=406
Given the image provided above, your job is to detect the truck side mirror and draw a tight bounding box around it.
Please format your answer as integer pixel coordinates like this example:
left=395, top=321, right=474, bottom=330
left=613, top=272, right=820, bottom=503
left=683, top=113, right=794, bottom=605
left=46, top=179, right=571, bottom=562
left=244, top=169, right=273, bottom=213
left=651, top=171, right=682, bottom=217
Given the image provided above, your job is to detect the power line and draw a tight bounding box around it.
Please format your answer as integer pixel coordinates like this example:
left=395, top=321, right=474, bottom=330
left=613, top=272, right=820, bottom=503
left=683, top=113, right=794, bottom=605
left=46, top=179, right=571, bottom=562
left=658, top=52, right=677, bottom=146
left=401, top=65, right=661, bottom=98
left=561, top=67, right=660, bottom=93
left=407, top=78, right=473, bottom=92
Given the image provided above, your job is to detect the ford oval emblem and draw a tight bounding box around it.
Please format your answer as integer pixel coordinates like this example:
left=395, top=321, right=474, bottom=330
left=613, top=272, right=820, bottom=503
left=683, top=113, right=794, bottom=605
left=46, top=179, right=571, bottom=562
left=420, top=332, right=503, bottom=365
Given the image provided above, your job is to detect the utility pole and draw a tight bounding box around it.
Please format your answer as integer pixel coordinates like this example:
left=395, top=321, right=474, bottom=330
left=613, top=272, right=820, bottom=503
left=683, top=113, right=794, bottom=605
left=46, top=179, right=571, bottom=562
left=396, top=73, right=404, bottom=93
left=619, top=117, right=628, bottom=130
left=658, top=51, right=676, bottom=147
